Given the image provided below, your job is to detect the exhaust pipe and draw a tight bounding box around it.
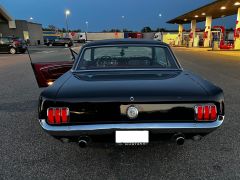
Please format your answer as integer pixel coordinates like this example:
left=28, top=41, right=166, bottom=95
left=175, top=136, right=185, bottom=146
left=173, top=133, right=185, bottom=145
left=78, top=136, right=90, bottom=148
left=78, top=139, right=88, bottom=148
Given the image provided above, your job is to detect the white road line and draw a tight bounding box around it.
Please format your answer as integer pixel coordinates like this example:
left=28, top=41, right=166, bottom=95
left=36, top=51, right=55, bottom=54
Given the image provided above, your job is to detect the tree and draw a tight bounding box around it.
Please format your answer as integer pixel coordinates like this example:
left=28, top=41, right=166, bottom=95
left=141, top=26, right=152, bottom=33
left=102, top=29, right=121, bottom=32
left=156, top=28, right=166, bottom=32
left=61, top=28, right=67, bottom=33
left=123, top=28, right=133, bottom=32
left=48, top=25, right=57, bottom=31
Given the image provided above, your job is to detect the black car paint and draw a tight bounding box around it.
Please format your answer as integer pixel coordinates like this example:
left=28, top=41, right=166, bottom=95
left=37, top=39, right=224, bottom=141
left=0, top=37, right=27, bottom=54
left=39, top=70, right=224, bottom=123
left=47, top=38, right=73, bottom=47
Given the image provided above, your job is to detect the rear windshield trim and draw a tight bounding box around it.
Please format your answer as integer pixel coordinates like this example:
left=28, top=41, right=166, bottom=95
left=73, top=44, right=182, bottom=71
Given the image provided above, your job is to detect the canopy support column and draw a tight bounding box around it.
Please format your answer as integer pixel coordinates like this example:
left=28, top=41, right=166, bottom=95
left=189, top=20, right=196, bottom=47
left=178, top=24, right=183, bottom=46
left=234, top=7, right=240, bottom=50
left=204, top=16, right=212, bottom=47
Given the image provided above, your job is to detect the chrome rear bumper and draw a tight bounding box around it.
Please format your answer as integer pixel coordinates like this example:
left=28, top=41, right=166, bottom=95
left=39, top=117, right=224, bottom=137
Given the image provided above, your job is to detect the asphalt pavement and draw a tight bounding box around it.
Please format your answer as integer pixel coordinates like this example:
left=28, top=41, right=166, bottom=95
left=0, top=46, right=240, bottom=180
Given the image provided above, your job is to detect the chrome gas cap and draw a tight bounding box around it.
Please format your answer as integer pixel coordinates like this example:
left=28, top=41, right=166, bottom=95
left=127, top=106, right=138, bottom=119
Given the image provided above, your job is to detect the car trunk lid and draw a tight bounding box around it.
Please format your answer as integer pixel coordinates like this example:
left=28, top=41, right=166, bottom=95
left=55, top=70, right=209, bottom=102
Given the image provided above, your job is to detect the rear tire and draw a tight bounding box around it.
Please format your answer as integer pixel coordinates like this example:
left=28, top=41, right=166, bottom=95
left=9, top=48, right=16, bottom=54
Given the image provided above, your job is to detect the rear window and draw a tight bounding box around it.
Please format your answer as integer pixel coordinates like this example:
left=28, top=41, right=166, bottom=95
left=77, top=45, right=178, bottom=70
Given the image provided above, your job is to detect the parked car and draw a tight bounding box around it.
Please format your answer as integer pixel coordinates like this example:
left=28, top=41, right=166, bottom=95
left=30, top=39, right=225, bottom=147
left=47, top=38, right=73, bottom=47
left=0, top=37, right=27, bottom=54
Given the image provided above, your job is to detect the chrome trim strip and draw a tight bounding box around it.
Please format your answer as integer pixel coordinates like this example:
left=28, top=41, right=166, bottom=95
left=39, top=117, right=224, bottom=136
left=72, top=68, right=182, bottom=73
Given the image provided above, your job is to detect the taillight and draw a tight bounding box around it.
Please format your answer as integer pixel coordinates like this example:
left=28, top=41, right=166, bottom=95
left=13, top=40, right=20, bottom=46
left=195, top=105, right=217, bottom=121
left=61, top=107, right=69, bottom=123
left=47, top=107, right=69, bottom=124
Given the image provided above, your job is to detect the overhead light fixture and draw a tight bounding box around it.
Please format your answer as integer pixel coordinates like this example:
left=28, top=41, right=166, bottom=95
left=234, top=2, right=240, bottom=6
left=202, top=13, right=206, bottom=16
left=65, top=10, right=70, bottom=16
left=195, top=15, right=199, bottom=18
left=220, top=6, right=226, bottom=10
left=184, top=19, right=188, bottom=21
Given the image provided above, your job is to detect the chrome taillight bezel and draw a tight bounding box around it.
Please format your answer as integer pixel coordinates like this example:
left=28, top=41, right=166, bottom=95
left=194, top=104, right=217, bottom=121
left=47, top=107, right=70, bottom=124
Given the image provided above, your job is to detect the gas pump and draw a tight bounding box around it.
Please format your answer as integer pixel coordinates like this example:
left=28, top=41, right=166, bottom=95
left=182, top=33, right=189, bottom=46
left=234, top=28, right=240, bottom=39
left=212, top=26, right=234, bottom=50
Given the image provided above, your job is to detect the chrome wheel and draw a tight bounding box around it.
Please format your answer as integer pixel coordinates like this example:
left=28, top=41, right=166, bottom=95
left=9, top=48, right=16, bottom=54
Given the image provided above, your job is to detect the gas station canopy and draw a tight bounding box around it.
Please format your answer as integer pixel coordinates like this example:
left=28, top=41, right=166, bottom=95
left=167, top=0, right=240, bottom=24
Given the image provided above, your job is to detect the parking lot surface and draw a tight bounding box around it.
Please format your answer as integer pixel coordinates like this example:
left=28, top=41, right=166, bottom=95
left=0, top=46, right=240, bottom=179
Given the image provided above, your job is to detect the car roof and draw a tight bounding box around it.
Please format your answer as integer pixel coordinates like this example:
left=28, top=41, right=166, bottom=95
left=84, top=39, right=169, bottom=47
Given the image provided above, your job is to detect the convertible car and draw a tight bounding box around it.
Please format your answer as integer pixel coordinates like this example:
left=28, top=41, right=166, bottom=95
left=30, top=39, right=225, bottom=147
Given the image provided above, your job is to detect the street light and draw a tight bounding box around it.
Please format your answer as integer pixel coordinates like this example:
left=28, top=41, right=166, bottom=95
left=29, top=17, right=34, bottom=21
left=85, top=21, right=89, bottom=32
left=85, top=21, right=89, bottom=42
left=121, top=15, right=125, bottom=32
left=158, top=13, right=162, bottom=32
left=65, top=9, right=71, bottom=32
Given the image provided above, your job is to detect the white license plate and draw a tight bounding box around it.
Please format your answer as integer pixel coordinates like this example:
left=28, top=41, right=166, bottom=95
left=115, top=131, right=149, bottom=145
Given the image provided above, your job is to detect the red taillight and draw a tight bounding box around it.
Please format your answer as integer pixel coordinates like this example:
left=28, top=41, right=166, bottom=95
left=204, top=106, right=210, bottom=120
left=197, top=106, right=203, bottom=121
left=47, top=107, right=69, bottom=124
left=210, top=105, right=217, bottom=120
left=55, top=108, right=61, bottom=124
left=47, top=108, right=54, bottom=124
left=61, top=108, right=68, bottom=123
left=195, top=105, right=217, bottom=121
left=13, top=40, right=20, bottom=46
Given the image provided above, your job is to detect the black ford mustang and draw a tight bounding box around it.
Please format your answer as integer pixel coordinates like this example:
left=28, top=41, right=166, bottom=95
left=31, top=39, right=224, bottom=147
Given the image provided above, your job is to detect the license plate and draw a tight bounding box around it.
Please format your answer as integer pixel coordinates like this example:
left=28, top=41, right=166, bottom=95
left=115, top=131, right=149, bottom=145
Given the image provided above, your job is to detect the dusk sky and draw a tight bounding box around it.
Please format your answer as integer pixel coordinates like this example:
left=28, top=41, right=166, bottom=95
left=0, top=0, right=237, bottom=31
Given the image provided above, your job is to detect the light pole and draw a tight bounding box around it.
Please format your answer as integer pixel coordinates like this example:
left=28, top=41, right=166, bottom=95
left=158, top=13, right=162, bottom=31
left=85, top=21, right=89, bottom=42
left=65, top=10, right=71, bottom=33
left=121, top=15, right=125, bottom=32
left=85, top=21, right=89, bottom=33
